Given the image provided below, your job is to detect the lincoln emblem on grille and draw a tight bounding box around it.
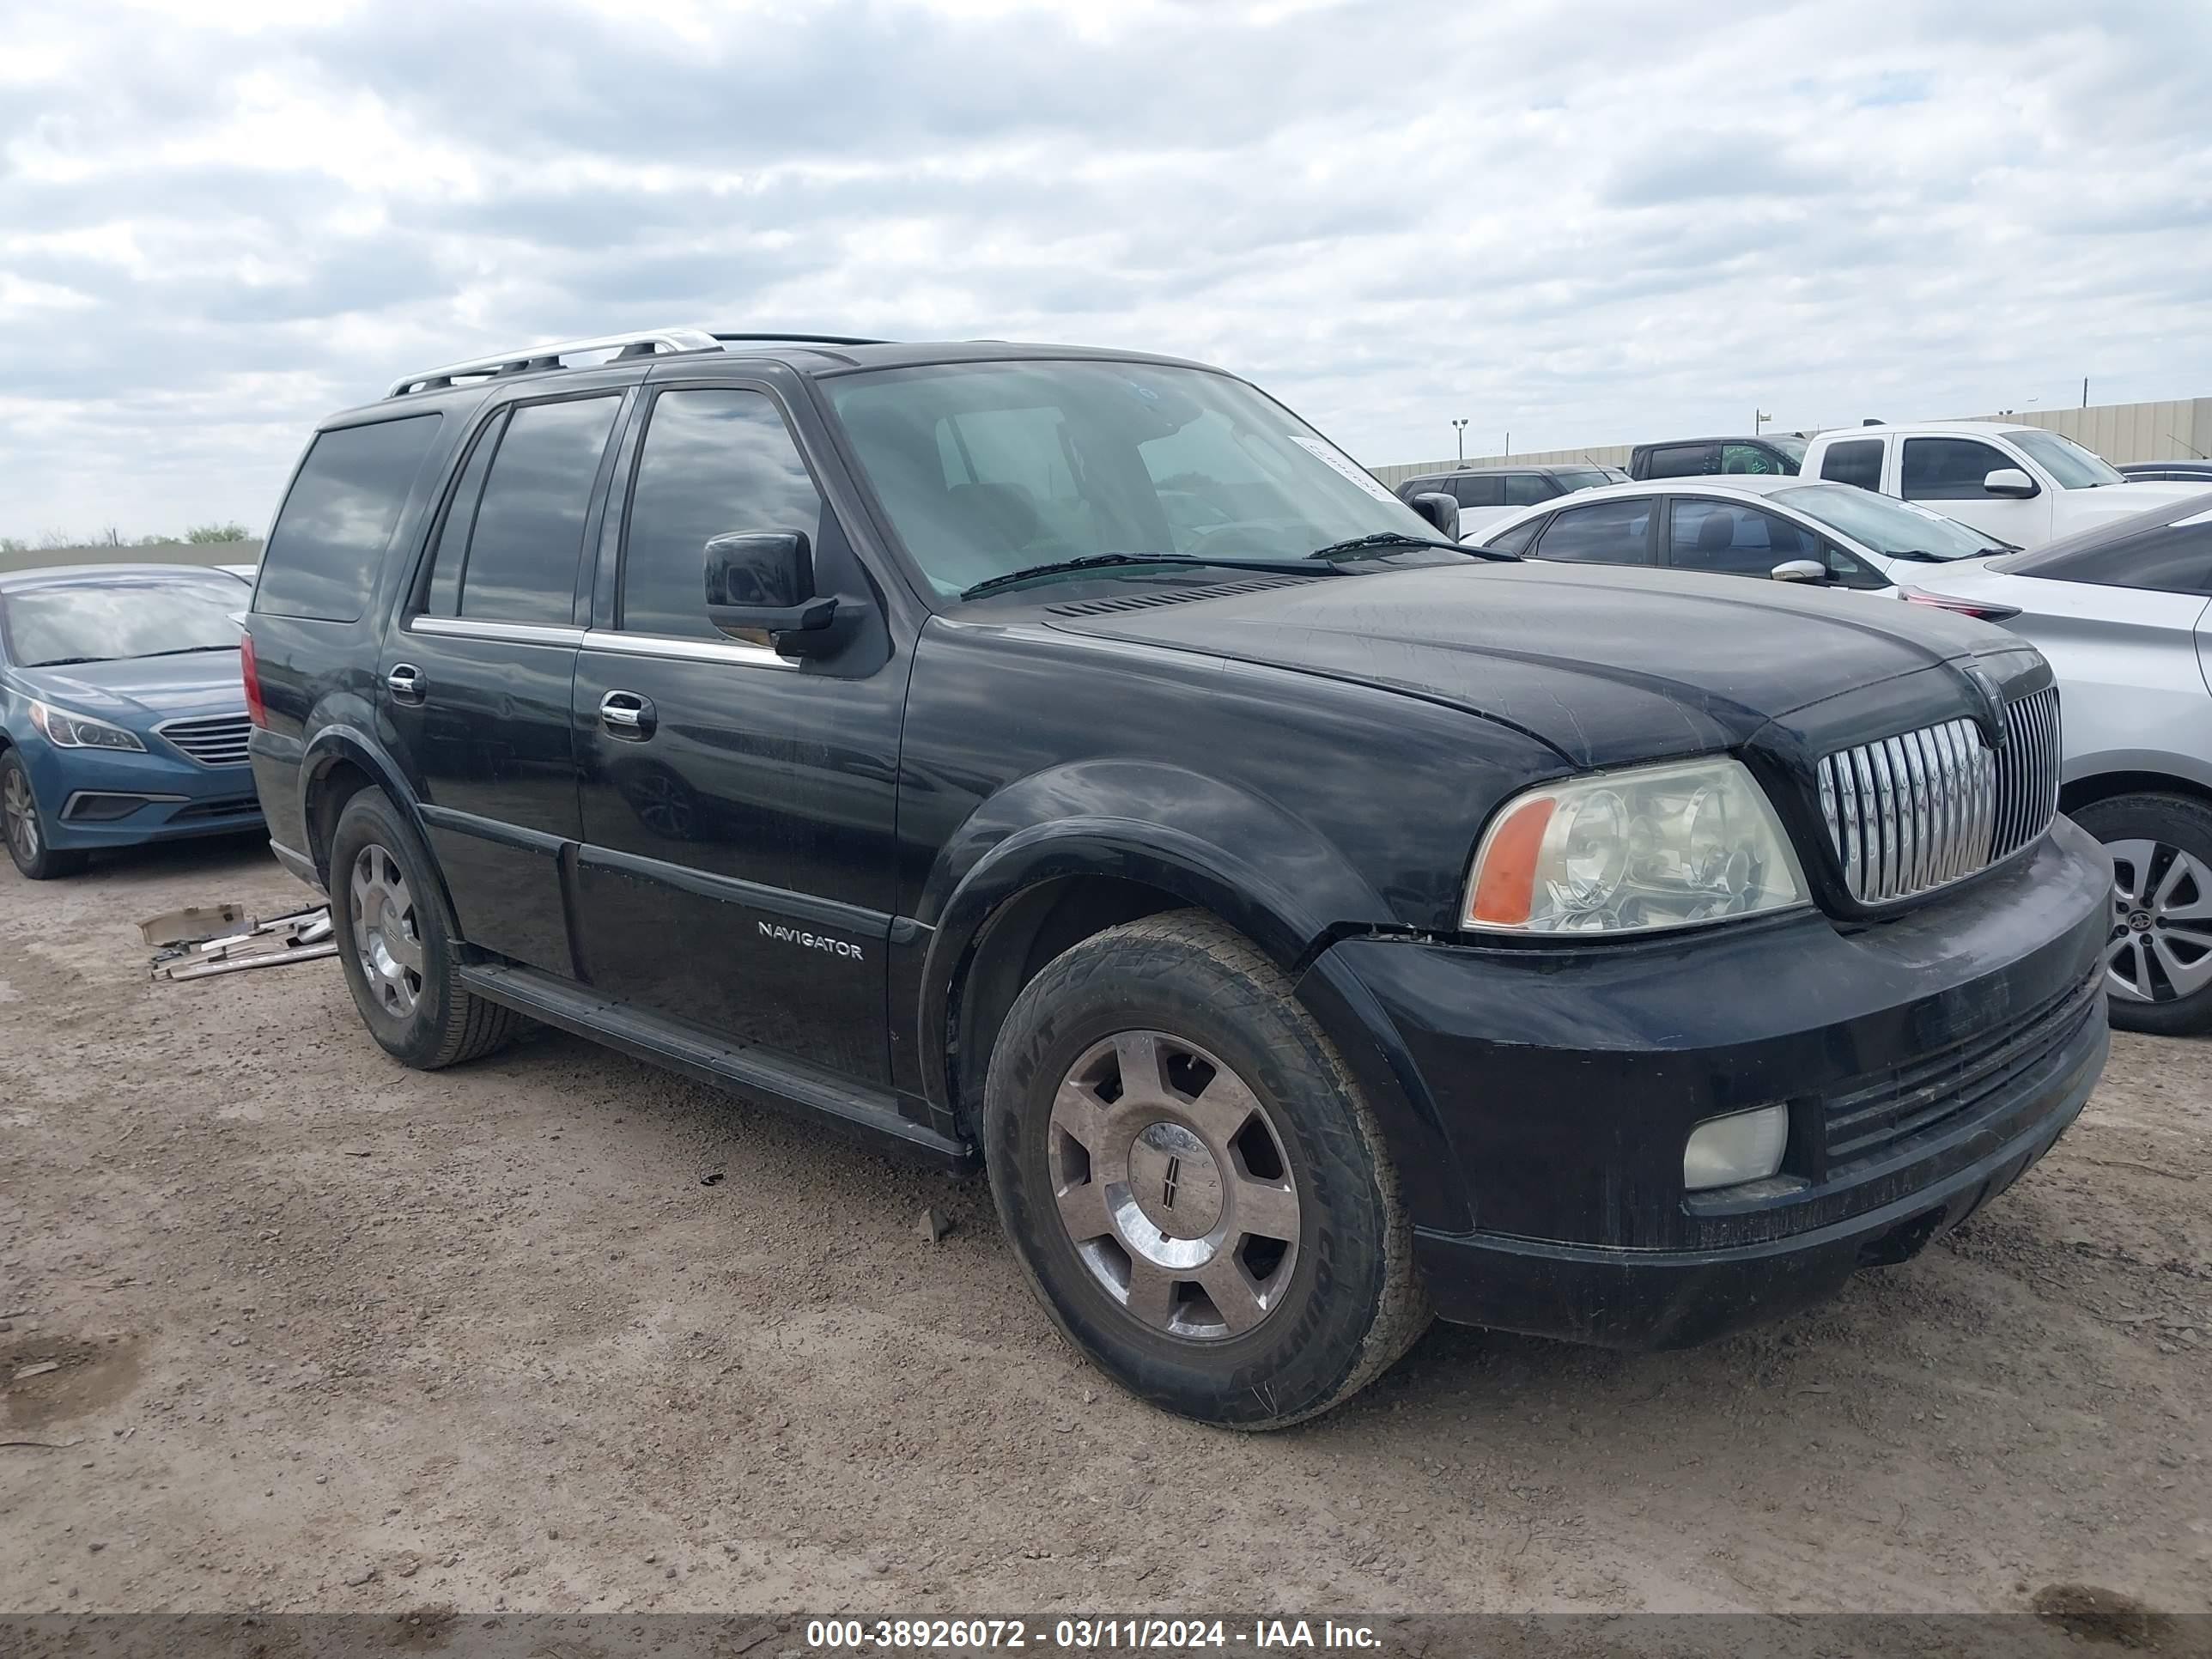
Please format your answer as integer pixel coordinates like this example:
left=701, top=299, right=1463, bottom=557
left=1965, top=667, right=2008, bottom=750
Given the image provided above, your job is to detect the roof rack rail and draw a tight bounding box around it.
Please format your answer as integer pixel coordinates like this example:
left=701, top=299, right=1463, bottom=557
left=710, top=332, right=890, bottom=348
left=385, top=326, right=724, bottom=398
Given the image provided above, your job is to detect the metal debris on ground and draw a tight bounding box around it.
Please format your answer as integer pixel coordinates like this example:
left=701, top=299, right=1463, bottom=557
left=136, top=902, right=247, bottom=948
left=148, top=905, right=337, bottom=982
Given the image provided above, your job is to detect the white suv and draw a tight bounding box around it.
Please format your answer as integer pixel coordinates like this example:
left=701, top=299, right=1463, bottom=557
left=1800, top=422, right=2208, bottom=550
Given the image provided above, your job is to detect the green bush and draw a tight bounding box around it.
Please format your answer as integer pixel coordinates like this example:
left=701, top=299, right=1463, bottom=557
left=185, top=522, right=253, bottom=544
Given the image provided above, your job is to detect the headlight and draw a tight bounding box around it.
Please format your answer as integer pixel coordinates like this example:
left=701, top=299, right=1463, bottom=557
left=1465, top=757, right=1807, bottom=935
left=28, top=700, right=146, bottom=753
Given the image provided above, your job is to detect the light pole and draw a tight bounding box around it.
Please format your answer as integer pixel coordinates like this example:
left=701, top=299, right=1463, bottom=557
left=1754, top=408, right=1772, bottom=434
left=1451, top=417, right=1468, bottom=464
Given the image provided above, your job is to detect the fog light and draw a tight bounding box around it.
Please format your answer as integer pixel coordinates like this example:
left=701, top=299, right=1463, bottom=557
left=1683, top=1104, right=1789, bottom=1192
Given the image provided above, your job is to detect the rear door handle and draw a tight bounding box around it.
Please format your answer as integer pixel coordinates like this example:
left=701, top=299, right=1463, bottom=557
left=599, top=690, right=655, bottom=737
left=386, top=664, right=426, bottom=703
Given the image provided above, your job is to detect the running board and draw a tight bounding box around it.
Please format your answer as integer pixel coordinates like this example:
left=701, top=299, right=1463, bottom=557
left=458, top=963, right=976, bottom=1174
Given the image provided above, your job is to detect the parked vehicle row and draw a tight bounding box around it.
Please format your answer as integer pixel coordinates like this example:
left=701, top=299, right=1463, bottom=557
left=217, top=326, right=2110, bottom=1427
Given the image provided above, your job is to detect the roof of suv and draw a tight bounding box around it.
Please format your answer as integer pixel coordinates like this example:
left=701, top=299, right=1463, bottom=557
left=329, top=329, right=1217, bottom=423
left=1633, top=435, right=1796, bottom=450
left=1407, top=463, right=1606, bottom=480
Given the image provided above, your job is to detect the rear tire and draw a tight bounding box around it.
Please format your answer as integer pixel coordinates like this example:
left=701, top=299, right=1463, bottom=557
left=983, top=909, right=1430, bottom=1428
left=1, top=750, right=90, bottom=880
left=2075, top=792, right=2212, bottom=1036
left=327, top=789, right=525, bottom=1068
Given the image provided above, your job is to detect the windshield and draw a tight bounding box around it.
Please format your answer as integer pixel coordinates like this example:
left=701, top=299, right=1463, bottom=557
left=1772, top=483, right=2001, bottom=561
left=826, top=360, right=1439, bottom=597
left=1552, top=466, right=1616, bottom=493
left=1768, top=434, right=1808, bottom=466
left=2005, top=428, right=2125, bottom=489
left=2, top=574, right=246, bottom=666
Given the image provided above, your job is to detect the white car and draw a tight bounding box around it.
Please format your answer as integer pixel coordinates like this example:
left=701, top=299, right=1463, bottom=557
left=1466, top=475, right=2014, bottom=615
left=1799, top=422, right=2209, bottom=550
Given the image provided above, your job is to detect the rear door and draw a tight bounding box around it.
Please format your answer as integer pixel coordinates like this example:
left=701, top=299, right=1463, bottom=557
left=379, top=386, right=630, bottom=975
left=568, top=380, right=900, bottom=1084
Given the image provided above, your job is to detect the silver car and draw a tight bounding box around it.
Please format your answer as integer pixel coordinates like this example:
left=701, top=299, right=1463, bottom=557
left=1906, top=498, right=2212, bottom=1034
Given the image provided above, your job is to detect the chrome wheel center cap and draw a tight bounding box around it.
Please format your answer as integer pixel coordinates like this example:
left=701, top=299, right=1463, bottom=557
left=1125, top=1121, right=1224, bottom=1239
left=2128, top=909, right=2154, bottom=933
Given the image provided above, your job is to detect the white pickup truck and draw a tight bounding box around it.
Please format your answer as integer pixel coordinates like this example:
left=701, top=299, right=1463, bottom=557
left=1800, top=421, right=2210, bottom=550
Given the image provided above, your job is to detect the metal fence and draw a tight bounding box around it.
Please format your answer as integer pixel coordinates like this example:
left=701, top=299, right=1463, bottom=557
left=1371, top=396, right=2212, bottom=489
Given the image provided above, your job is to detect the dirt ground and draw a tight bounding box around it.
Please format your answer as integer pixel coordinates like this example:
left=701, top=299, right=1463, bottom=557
left=2, top=835, right=2207, bottom=1621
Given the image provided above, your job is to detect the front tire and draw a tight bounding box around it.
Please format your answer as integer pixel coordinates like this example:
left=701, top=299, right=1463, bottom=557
left=983, top=910, right=1429, bottom=1428
left=327, top=790, right=525, bottom=1068
left=1, top=750, right=89, bottom=880
left=2076, top=793, right=2212, bottom=1036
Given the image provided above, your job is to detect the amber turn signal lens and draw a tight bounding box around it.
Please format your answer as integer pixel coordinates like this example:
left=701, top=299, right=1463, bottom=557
left=1466, top=794, right=1556, bottom=927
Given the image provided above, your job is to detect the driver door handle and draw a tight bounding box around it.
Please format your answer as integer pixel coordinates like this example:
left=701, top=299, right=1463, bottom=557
left=599, top=690, right=655, bottom=738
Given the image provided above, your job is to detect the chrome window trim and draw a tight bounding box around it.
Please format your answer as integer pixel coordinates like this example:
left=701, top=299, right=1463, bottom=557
left=580, top=629, right=797, bottom=670
left=406, top=616, right=586, bottom=647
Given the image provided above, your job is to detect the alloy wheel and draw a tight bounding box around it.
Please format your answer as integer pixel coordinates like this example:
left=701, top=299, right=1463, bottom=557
left=349, top=843, right=425, bottom=1017
left=2106, top=838, right=2212, bottom=1004
left=1046, top=1030, right=1301, bottom=1340
left=3, top=767, right=39, bottom=863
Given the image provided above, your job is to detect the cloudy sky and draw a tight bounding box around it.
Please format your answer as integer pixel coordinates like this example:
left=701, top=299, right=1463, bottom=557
left=3, top=0, right=2210, bottom=541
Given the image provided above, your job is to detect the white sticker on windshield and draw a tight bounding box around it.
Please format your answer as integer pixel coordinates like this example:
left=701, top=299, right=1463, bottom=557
left=1290, top=434, right=1401, bottom=504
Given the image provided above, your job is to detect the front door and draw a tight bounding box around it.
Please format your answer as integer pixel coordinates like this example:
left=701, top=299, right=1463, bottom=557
left=568, top=384, right=902, bottom=1083
left=1898, top=434, right=2053, bottom=547
left=379, top=389, right=627, bottom=975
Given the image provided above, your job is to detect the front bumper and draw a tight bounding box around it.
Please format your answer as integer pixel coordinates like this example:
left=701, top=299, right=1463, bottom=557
left=21, top=738, right=262, bottom=850
left=1317, top=815, right=2112, bottom=1350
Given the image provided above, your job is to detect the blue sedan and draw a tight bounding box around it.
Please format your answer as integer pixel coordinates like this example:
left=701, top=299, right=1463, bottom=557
left=0, top=564, right=264, bottom=880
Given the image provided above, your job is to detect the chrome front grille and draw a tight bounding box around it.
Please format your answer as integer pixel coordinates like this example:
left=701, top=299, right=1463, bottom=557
left=157, top=714, right=252, bottom=769
left=1817, top=687, right=2060, bottom=905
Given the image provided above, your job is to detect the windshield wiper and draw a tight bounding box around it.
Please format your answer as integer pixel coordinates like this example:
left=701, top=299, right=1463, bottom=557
left=1309, top=531, right=1513, bottom=562
left=26, top=656, right=108, bottom=667
left=138, top=645, right=238, bottom=657
left=959, top=553, right=1339, bottom=600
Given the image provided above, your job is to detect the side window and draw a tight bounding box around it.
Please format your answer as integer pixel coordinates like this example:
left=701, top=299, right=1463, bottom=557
left=2024, top=521, right=2212, bottom=595
left=1820, top=439, right=1884, bottom=490
left=1501, top=473, right=1554, bottom=506
left=1484, top=517, right=1546, bottom=556
left=1824, top=542, right=1892, bottom=591
left=257, top=414, right=443, bottom=623
left=1902, top=438, right=2012, bottom=501
left=1668, top=501, right=1821, bottom=577
left=456, top=397, right=622, bottom=625
left=1453, top=476, right=1504, bottom=508
left=1721, top=443, right=1785, bottom=475
left=620, top=389, right=828, bottom=641
left=423, top=410, right=506, bottom=617
left=1644, top=444, right=1717, bottom=479
left=1533, top=499, right=1654, bottom=563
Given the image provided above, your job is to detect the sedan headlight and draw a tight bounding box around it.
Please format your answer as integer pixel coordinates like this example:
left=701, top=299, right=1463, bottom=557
left=1465, top=757, right=1807, bottom=935
left=28, top=700, right=146, bottom=753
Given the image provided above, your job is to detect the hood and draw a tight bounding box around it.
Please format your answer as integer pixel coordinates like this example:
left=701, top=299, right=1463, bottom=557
left=1042, top=562, right=2025, bottom=768
left=11, top=650, right=246, bottom=727
left=2058, top=481, right=2212, bottom=526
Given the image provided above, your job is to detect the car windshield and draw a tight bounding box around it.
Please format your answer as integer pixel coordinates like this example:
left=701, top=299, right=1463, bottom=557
left=826, top=360, right=1443, bottom=597
left=2005, top=428, right=2125, bottom=489
left=1552, top=467, right=1615, bottom=492
left=1768, top=434, right=1808, bottom=466
left=1771, top=483, right=2000, bottom=561
left=3, top=574, right=246, bottom=666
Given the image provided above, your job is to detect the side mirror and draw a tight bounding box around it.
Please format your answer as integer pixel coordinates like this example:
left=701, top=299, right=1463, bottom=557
left=1983, top=467, right=2038, bottom=498
left=704, top=532, right=840, bottom=653
left=1408, top=492, right=1460, bottom=538
left=1771, top=559, right=1828, bottom=584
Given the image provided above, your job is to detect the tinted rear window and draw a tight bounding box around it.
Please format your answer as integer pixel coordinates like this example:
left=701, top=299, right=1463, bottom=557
left=256, top=415, right=442, bottom=622
left=1819, top=438, right=1884, bottom=490
left=1998, top=508, right=2212, bottom=595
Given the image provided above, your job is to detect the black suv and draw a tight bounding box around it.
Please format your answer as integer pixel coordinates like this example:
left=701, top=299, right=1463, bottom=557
left=246, top=329, right=2110, bottom=1427
left=1394, top=463, right=1623, bottom=514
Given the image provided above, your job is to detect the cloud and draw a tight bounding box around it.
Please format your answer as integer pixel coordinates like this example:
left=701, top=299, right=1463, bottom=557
left=3, top=0, right=2211, bottom=534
